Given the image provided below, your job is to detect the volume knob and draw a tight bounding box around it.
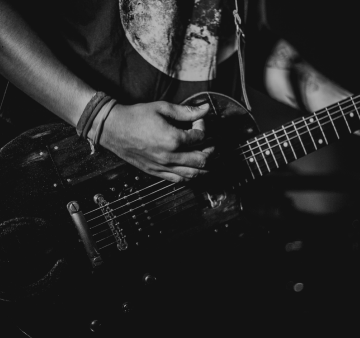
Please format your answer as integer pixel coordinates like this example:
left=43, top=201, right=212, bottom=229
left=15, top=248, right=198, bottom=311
left=143, top=273, right=157, bottom=286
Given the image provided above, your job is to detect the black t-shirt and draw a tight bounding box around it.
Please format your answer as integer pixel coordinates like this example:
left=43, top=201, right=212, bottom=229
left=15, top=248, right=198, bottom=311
left=4, top=0, right=359, bottom=132
left=1, top=0, right=240, bottom=133
left=38, top=0, right=237, bottom=104
left=1, top=0, right=239, bottom=130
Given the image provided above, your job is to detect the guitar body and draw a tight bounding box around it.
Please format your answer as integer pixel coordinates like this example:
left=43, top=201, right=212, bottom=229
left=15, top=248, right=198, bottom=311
left=0, top=92, right=258, bottom=337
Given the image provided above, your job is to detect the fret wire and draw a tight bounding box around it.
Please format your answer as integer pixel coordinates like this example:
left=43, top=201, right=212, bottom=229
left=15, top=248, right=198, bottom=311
left=282, top=125, right=297, bottom=159
left=240, top=108, right=355, bottom=161
left=350, top=97, right=360, bottom=119
left=313, top=113, right=328, bottom=145
left=82, top=96, right=360, bottom=247
left=240, top=96, right=360, bottom=154
left=325, top=107, right=340, bottom=139
left=264, top=133, right=279, bottom=168
left=272, top=129, right=288, bottom=164
left=291, top=121, right=307, bottom=155
left=240, top=146, right=256, bottom=179
left=255, top=136, right=270, bottom=172
left=246, top=140, right=263, bottom=176
left=338, top=102, right=352, bottom=133
left=302, top=116, right=317, bottom=150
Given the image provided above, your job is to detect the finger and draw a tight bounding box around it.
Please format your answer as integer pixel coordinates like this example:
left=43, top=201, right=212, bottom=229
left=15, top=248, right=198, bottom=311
left=169, top=166, right=209, bottom=179
left=192, top=118, right=205, bottom=132
left=201, top=146, right=216, bottom=156
left=156, top=172, right=189, bottom=183
left=164, top=150, right=210, bottom=169
left=163, top=103, right=210, bottom=122
left=178, top=128, right=205, bottom=147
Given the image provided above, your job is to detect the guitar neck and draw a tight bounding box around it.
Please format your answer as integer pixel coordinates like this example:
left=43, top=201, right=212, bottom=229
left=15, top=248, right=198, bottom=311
left=240, top=94, right=360, bottom=181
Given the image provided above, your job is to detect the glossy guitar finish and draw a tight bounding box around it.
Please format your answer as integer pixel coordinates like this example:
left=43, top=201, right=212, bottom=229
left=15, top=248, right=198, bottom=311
left=0, top=92, right=256, bottom=337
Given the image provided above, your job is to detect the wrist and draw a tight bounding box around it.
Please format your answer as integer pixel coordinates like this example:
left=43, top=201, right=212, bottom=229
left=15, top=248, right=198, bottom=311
left=87, top=101, right=122, bottom=150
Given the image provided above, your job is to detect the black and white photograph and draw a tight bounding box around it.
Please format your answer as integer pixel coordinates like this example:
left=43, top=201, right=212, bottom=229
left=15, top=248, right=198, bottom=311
left=1, top=1, right=360, bottom=336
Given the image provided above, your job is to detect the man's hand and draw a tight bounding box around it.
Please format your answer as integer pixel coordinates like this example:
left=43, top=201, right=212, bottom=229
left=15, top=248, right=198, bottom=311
left=97, top=101, right=214, bottom=182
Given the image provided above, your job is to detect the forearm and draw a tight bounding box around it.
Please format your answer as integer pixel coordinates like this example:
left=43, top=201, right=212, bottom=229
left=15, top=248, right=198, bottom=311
left=264, top=39, right=352, bottom=112
left=0, top=0, right=94, bottom=126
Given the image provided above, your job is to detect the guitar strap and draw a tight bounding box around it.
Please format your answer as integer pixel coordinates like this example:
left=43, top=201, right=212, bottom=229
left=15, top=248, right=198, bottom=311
left=233, top=0, right=252, bottom=111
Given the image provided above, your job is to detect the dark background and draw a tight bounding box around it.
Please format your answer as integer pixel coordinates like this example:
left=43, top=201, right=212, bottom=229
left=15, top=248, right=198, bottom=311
left=2, top=72, right=360, bottom=336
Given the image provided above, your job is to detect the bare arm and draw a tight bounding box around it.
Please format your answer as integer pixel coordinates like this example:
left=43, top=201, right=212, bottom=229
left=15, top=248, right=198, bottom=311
left=264, top=39, right=352, bottom=112
left=0, top=0, right=212, bottom=182
left=0, top=0, right=94, bottom=125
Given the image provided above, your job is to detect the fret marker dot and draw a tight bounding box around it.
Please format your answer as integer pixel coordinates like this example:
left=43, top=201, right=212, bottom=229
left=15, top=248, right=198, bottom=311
left=249, top=157, right=254, bottom=163
left=265, top=150, right=270, bottom=156
left=350, top=112, right=354, bottom=118
left=318, top=139, right=323, bottom=144
left=283, top=142, right=289, bottom=148
left=309, top=118, right=314, bottom=123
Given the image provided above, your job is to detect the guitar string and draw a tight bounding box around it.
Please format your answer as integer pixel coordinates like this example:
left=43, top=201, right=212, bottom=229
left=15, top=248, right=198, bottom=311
left=83, top=99, right=360, bottom=222
left=240, top=94, right=360, bottom=152
left=91, top=185, right=188, bottom=231
left=92, top=187, right=193, bottom=237
left=83, top=96, right=360, bottom=220
left=83, top=179, right=174, bottom=216
left=91, top=104, right=360, bottom=236
left=90, top=107, right=360, bottom=246
left=86, top=180, right=179, bottom=223
left=236, top=108, right=358, bottom=174
left=96, top=189, right=203, bottom=249
left=238, top=102, right=359, bottom=160
left=94, top=187, right=196, bottom=245
left=239, top=96, right=360, bottom=157
left=95, top=103, right=356, bottom=246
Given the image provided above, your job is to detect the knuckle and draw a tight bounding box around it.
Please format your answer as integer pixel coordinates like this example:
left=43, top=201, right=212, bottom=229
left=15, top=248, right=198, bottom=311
left=166, top=134, right=180, bottom=150
left=170, top=175, right=184, bottom=183
left=185, top=105, right=194, bottom=113
left=197, top=154, right=208, bottom=168
left=157, top=101, right=171, bottom=113
left=198, top=158, right=207, bottom=169
left=182, top=169, right=200, bottom=180
left=189, top=170, right=200, bottom=179
left=156, top=153, right=171, bottom=165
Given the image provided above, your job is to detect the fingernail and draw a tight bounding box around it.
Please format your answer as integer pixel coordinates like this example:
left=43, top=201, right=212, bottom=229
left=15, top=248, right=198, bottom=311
left=199, top=103, right=209, bottom=109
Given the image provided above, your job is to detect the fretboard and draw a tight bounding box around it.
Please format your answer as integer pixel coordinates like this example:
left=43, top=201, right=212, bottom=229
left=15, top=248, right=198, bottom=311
left=239, top=94, right=360, bottom=181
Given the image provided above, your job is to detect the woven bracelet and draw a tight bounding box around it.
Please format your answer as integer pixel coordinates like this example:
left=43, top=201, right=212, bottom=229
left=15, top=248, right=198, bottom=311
left=81, top=95, right=112, bottom=139
left=76, top=91, right=110, bottom=137
left=88, top=99, right=118, bottom=154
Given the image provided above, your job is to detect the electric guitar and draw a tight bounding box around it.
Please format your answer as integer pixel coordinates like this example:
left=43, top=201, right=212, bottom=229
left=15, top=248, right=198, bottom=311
left=0, top=91, right=359, bottom=337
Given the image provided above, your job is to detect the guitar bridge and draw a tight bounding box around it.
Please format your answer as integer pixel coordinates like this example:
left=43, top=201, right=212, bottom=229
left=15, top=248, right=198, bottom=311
left=93, top=194, right=128, bottom=251
left=67, top=201, right=103, bottom=268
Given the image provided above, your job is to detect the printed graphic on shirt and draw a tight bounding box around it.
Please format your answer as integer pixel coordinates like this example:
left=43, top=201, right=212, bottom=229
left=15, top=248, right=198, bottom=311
left=119, top=0, right=222, bottom=81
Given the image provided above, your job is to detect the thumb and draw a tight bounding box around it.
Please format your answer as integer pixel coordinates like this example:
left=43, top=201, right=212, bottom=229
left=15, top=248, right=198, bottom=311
left=168, top=103, right=210, bottom=122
